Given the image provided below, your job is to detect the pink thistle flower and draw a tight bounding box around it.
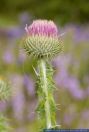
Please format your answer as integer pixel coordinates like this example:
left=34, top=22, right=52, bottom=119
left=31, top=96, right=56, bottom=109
left=24, top=20, right=63, bottom=58
left=25, top=20, right=58, bottom=37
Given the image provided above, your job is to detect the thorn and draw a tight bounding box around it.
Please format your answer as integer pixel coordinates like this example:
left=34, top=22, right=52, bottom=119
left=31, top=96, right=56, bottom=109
left=52, top=124, right=61, bottom=129
left=25, top=24, right=29, bottom=35
left=32, top=65, right=39, bottom=76
left=59, top=32, right=66, bottom=38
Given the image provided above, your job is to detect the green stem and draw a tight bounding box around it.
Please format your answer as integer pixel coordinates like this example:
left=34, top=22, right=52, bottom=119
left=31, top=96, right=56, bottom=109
left=39, top=59, right=52, bottom=129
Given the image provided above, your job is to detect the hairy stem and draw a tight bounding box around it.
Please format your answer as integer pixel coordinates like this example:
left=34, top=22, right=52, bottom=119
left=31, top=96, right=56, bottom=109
left=39, top=59, right=52, bottom=129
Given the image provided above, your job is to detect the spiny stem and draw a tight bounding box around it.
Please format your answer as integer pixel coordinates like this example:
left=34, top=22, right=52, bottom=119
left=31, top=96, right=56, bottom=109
left=39, top=59, right=52, bottom=129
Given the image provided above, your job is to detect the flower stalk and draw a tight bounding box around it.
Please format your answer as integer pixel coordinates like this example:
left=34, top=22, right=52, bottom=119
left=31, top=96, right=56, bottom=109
left=36, top=60, right=57, bottom=130
left=39, top=59, right=52, bottom=129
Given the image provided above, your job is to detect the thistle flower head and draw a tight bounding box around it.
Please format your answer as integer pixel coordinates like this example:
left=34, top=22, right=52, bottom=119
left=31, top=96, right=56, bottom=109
left=24, top=20, right=62, bottom=58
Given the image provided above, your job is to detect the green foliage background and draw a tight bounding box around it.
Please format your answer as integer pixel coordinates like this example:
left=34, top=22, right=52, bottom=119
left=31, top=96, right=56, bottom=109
left=0, top=0, right=89, bottom=25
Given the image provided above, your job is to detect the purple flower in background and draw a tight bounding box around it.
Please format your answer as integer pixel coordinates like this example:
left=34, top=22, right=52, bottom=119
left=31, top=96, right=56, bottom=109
left=78, top=109, right=89, bottom=128
left=55, top=73, right=84, bottom=99
left=0, top=14, right=29, bottom=40
left=19, top=12, right=31, bottom=26
left=53, top=54, right=72, bottom=69
left=54, top=54, right=85, bottom=100
left=64, top=111, right=76, bottom=126
left=63, top=104, right=77, bottom=126
left=74, top=25, right=89, bottom=42
left=12, top=92, right=25, bottom=121
left=2, top=49, right=14, bottom=64
left=27, top=101, right=36, bottom=121
left=7, top=26, right=24, bottom=39
left=0, top=26, right=23, bottom=39
left=18, top=49, right=27, bottom=64
left=82, top=109, right=89, bottom=120
left=23, top=74, right=35, bottom=96
left=66, top=77, right=85, bottom=99
left=10, top=74, right=25, bottom=121
left=54, top=54, right=71, bottom=87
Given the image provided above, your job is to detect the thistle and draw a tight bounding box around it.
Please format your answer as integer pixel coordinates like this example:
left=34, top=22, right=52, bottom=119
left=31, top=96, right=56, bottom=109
left=24, top=20, right=62, bottom=59
left=23, top=20, right=63, bottom=130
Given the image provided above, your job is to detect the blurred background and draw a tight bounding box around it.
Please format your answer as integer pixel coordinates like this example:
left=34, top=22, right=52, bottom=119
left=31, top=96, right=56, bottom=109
left=0, top=0, right=89, bottom=131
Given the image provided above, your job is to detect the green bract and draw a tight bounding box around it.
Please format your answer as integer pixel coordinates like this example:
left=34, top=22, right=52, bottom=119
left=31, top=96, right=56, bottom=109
left=24, top=35, right=62, bottom=59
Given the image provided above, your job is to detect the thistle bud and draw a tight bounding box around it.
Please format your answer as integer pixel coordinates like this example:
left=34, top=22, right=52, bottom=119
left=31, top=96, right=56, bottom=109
left=24, top=20, right=62, bottom=59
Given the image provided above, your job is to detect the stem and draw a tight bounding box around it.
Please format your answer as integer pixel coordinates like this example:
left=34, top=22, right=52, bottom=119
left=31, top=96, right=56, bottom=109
left=39, top=59, right=52, bottom=129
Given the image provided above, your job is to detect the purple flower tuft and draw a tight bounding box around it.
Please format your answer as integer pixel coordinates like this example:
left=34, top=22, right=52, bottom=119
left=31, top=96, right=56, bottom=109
left=25, top=20, right=58, bottom=37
